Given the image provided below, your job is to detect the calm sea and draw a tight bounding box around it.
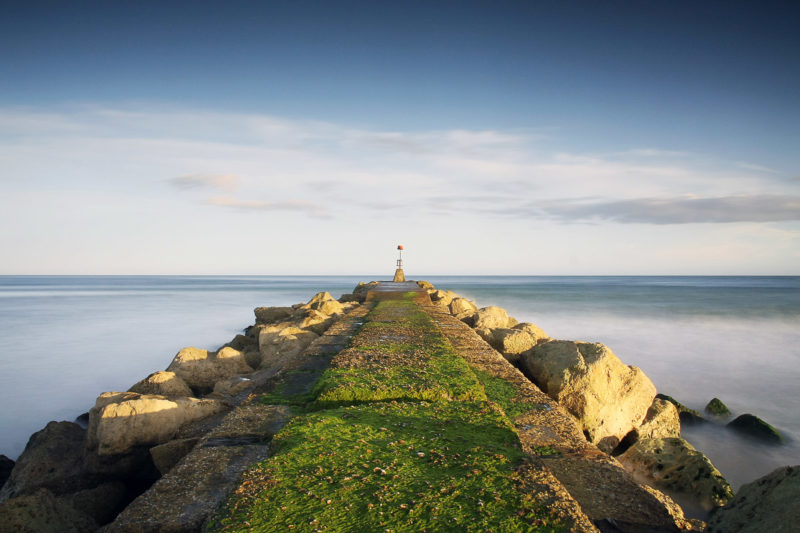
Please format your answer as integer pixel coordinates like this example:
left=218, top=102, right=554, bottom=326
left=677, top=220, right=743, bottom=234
left=1, top=275, right=798, bottom=489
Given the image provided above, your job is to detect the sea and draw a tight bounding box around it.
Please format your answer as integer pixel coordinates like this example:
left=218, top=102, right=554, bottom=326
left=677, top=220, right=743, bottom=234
left=0, top=275, right=798, bottom=491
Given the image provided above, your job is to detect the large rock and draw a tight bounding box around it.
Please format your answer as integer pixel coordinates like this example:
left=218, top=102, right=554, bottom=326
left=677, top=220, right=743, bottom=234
left=449, top=297, right=477, bottom=321
left=298, top=309, right=335, bottom=335
left=166, top=346, right=253, bottom=391
left=619, top=438, right=733, bottom=510
left=0, top=421, right=88, bottom=501
left=727, top=413, right=784, bottom=444
left=634, top=397, right=681, bottom=441
left=0, top=488, right=97, bottom=533
left=350, top=281, right=380, bottom=303
left=472, top=306, right=518, bottom=329
left=128, top=371, right=193, bottom=397
left=87, top=392, right=226, bottom=456
left=523, top=340, right=656, bottom=452
left=254, top=306, right=293, bottom=325
left=416, top=280, right=435, bottom=290
left=149, top=438, right=200, bottom=475
left=258, top=326, right=318, bottom=368
left=489, top=323, right=549, bottom=363
left=705, top=397, right=731, bottom=419
left=305, top=291, right=344, bottom=315
left=429, top=289, right=456, bottom=307
left=706, top=465, right=799, bottom=533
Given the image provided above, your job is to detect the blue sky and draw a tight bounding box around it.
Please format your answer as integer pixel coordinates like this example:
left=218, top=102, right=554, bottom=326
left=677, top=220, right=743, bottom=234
left=1, top=1, right=798, bottom=274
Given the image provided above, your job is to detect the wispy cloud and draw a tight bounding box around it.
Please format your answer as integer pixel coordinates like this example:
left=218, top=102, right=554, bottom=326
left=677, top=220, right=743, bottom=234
left=205, top=195, right=331, bottom=218
left=168, top=173, right=238, bottom=191
left=736, top=161, right=779, bottom=174
left=536, top=194, right=800, bottom=224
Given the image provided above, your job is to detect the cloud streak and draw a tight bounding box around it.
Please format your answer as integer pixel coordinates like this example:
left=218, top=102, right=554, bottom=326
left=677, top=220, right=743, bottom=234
left=205, top=195, right=331, bottom=218
left=536, top=194, right=800, bottom=224
left=168, top=173, right=238, bottom=191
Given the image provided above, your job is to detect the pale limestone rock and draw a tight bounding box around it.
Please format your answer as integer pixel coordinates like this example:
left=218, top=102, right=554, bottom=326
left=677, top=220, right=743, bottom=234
left=87, top=392, right=226, bottom=456
left=258, top=326, right=318, bottom=369
left=416, top=280, right=435, bottom=290
left=128, top=371, right=193, bottom=397
left=635, top=398, right=681, bottom=441
left=166, top=346, right=253, bottom=391
left=706, top=465, right=799, bottom=533
left=254, top=306, right=293, bottom=325
left=490, top=324, right=550, bottom=363
left=299, top=309, right=334, bottom=335
left=449, top=297, right=477, bottom=320
left=619, top=437, right=734, bottom=510
left=523, top=340, right=656, bottom=453
left=429, top=289, right=455, bottom=307
left=212, top=376, right=254, bottom=397
left=306, top=291, right=344, bottom=315
left=472, top=306, right=518, bottom=329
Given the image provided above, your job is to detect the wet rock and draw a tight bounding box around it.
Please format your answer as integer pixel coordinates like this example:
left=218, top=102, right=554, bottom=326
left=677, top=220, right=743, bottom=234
left=305, top=292, right=344, bottom=315
left=258, top=326, right=318, bottom=368
left=166, top=346, right=254, bottom=391
left=0, top=421, right=88, bottom=501
left=87, top=392, right=227, bottom=455
left=0, top=488, right=97, bottom=533
left=472, top=306, right=518, bottom=329
left=523, top=340, right=656, bottom=453
left=706, top=465, right=799, bottom=533
left=705, top=398, right=731, bottom=418
left=254, top=306, right=293, bottom=325
left=656, top=393, right=707, bottom=425
left=128, top=371, right=193, bottom=397
left=0, top=455, right=13, bottom=489
left=618, top=437, right=733, bottom=510
left=149, top=437, right=200, bottom=475
left=727, top=413, right=784, bottom=444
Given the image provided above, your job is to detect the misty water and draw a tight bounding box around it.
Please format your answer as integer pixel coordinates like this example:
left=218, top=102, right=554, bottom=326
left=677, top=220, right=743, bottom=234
left=1, top=275, right=798, bottom=493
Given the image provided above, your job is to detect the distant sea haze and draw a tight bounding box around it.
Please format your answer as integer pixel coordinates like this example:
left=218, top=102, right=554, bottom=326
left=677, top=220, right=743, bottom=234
left=0, top=275, right=798, bottom=489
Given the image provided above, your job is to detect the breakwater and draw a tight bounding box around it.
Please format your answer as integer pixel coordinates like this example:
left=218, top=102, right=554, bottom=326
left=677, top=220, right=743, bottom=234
left=0, top=280, right=796, bottom=532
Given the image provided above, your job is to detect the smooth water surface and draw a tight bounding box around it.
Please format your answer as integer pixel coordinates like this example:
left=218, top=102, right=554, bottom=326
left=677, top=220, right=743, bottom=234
left=1, top=275, right=798, bottom=490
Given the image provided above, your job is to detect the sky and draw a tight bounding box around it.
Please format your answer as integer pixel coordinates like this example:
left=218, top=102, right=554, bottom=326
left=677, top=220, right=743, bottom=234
left=0, top=0, right=798, bottom=275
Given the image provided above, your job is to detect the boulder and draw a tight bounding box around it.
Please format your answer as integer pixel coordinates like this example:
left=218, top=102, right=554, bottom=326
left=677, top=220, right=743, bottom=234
left=87, top=392, right=226, bottom=456
left=212, top=376, right=255, bottom=397
left=0, top=488, right=97, bottom=533
left=727, top=414, right=784, bottom=444
left=634, top=398, right=681, bottom=441
left=225, top=333, right=257, bottom=353
left=305, top=291, right=344, bottom=315
left=523, top=340, right=656, bottom=453
left=449, top=297, right=477, bottom=321
left=656, top=394, right=707, bottom=425
left=298, top=309, right=335, bottom=335
left=0, top=455, right=13, bottom=489
left=60, top=481, right=127, bottom=526
left=166, top=346, right=254, bottom=391
left=490, top=323, right=549, bottom=363
left=618, top=438, right=734, bottom=510
left=254, top=306, right=293, bottom=325
left=258, top=326, right=318, bottom=368
left=416, top=280, right=435, bottom=290
left=0, top=421, right=88, bottom=501
left=706, top=465, right=799, bottom=533
left=128, top=371, right=193, bottom=397
left=338, top=292, right=360, bottom=303
left=429, top=289, right=455, bottom=307
left=472, top=306, right=518, bottom=329
left=705, top=398, right=731, bottom=418
left=149, top=437, right=200, bottom=475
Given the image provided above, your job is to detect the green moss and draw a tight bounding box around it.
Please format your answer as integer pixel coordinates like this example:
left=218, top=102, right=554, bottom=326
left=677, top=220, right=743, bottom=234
left=471, top=369, right=546, bottom=420
left=531, top=445, right=560, bottom=457
left=208, top=401, right=566, bottom=532
left=704, top=397, right=731, bottom=418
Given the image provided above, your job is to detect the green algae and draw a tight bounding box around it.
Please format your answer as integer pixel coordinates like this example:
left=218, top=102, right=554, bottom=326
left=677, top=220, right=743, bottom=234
left=207, top=401, right=566, bottom=533
left=471, top=368, right=546, bottom=420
